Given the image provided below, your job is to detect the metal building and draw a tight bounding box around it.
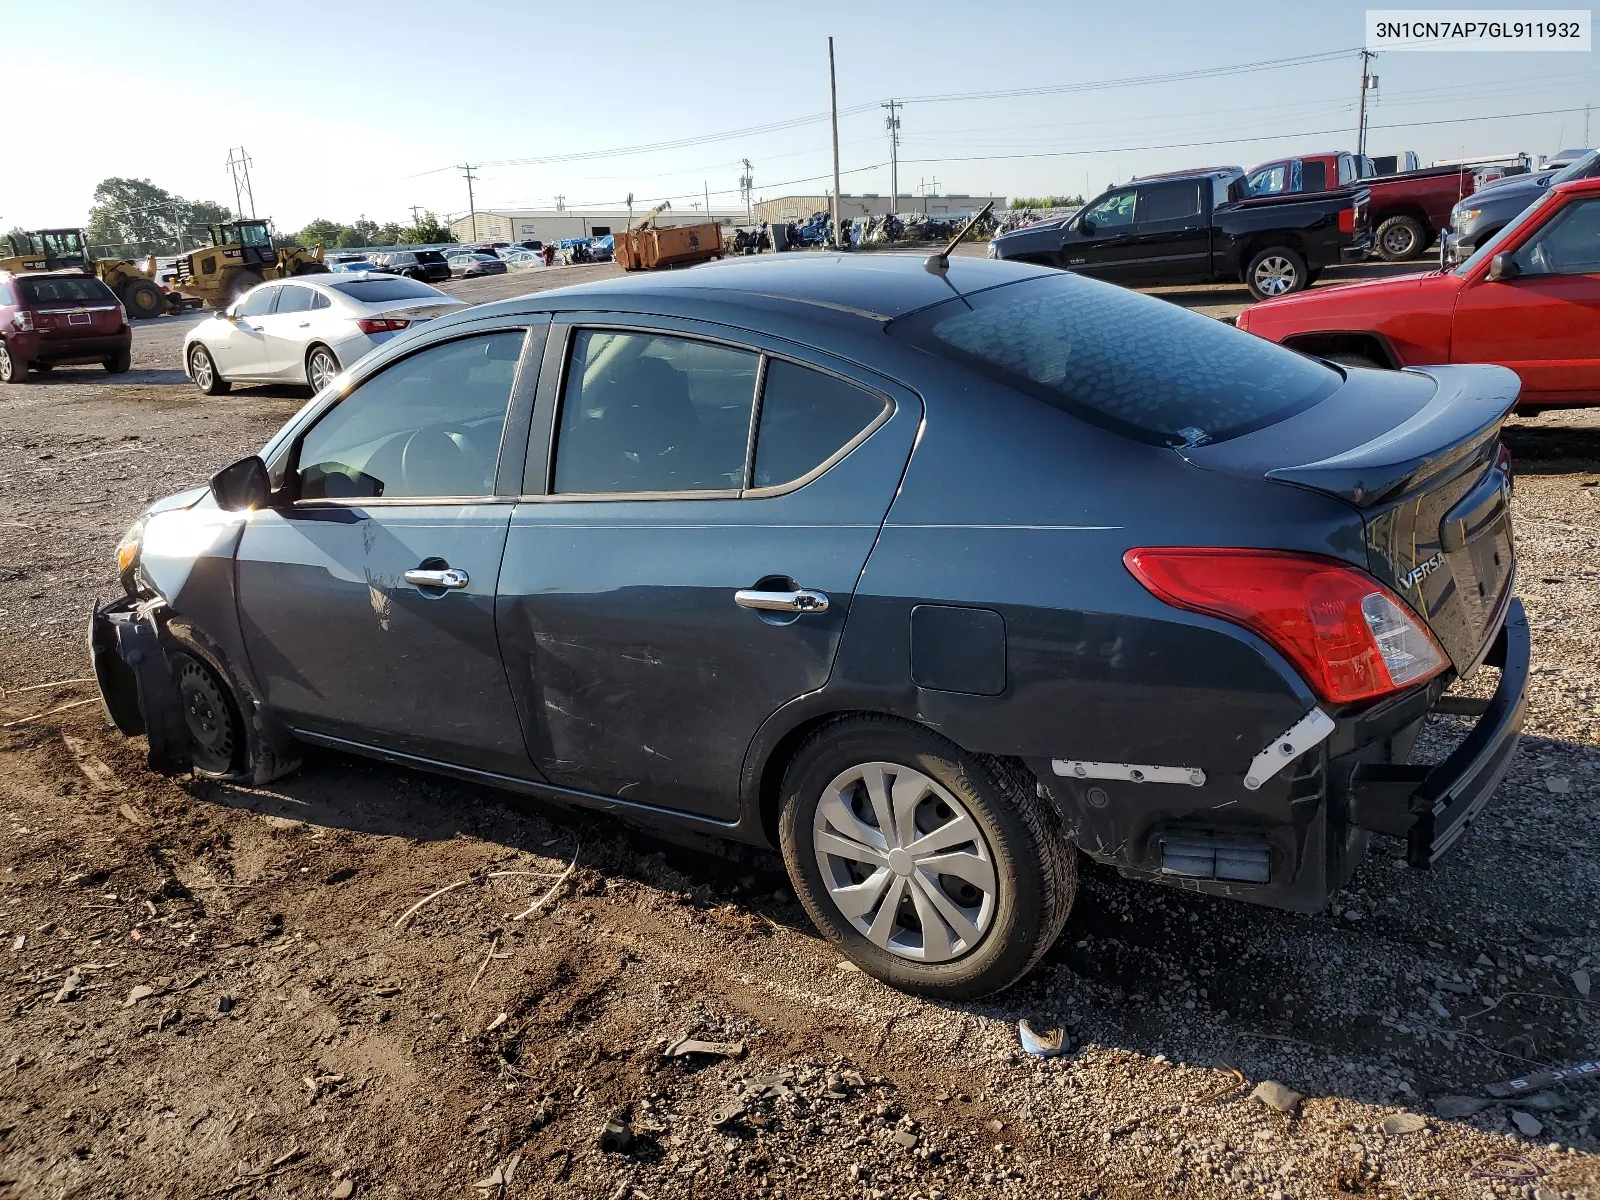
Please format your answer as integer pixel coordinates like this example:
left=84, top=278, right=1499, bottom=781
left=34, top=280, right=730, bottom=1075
left=449, top=207, right=745, bottom=244
left=752, top=193, right=1007, bottom=223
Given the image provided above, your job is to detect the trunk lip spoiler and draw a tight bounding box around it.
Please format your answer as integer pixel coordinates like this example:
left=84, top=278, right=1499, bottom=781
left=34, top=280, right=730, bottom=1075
left=1264, top=364, right=1520, bottom=505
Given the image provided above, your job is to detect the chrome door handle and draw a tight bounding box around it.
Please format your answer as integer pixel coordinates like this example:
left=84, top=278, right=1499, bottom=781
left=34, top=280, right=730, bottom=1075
left=404, top=567, right=470, bottom=590
left=734, top=587, right=829, bottom=613
left=297, top=321, right=310, bottom=328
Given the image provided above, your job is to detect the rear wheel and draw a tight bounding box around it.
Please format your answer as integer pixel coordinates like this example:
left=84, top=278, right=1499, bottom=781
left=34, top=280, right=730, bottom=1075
left=0, top=340, right=27, bottom=384
left=1246, top=247, right=1307, bottom=301
left=171, top=652, right=241, bottom=777
left=224, top=269, right=265, bottom=306
left=305, top=344, right=340, bottom=392
left=188, top=344, right=230, bottom=395
left=104, top=349, right=132, bottom=374
left=292, top=260, right=330, bottom=276
left=1375, top=215, right=1428, bottom=262
left=120, top=279, right=165, bottom=320
left=778, top=716, right=1076, bottom=999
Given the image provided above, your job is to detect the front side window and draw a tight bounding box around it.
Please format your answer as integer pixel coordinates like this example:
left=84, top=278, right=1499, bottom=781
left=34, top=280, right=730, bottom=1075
left=752, top=361, right=886, bottom=488
left=234, top=286, right=279, bottom=318
left=888, top=272, right=1339, bottom=447
left=238, top=224, right=273, bottom=248
left=1510, top=197, right=1600, bottom=276
left=40, top=231, right=84, bottom=260
left=1079, top=191, right=1136, bottom=230
left=295, top=330, right=525, bottom=500
left=1137, top=182, right=1202, bottom=223
left=553, top=330, right=758, bottom=494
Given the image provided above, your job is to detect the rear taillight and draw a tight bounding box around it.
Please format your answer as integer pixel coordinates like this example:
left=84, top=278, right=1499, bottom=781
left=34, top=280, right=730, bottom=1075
left=1124, top=548, right=1446, bottom=705
left=357, top=317, right=410, bottom=334
left=1338, top=207, right=1356, bottom=234
left=12, top=310, right=35, bottom=331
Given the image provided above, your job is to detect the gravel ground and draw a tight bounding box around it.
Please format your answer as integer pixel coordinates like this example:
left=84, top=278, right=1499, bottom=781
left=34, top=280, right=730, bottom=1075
left=1, top=259, right=1597, bottom=1200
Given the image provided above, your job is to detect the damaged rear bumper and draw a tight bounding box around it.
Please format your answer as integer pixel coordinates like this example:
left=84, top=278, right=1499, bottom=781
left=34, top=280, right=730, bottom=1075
left=88, top=596, right=191, bottom=773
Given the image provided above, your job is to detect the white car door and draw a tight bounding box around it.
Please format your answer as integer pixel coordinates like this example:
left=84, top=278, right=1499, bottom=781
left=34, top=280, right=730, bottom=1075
left=208, top=284, right=279, bottom=379
left=259, top=283, right=318, bottom=380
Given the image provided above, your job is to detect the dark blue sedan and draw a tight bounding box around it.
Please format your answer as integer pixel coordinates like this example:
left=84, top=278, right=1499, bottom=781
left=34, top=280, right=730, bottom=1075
left=92, top=254, right=1528, bottom=998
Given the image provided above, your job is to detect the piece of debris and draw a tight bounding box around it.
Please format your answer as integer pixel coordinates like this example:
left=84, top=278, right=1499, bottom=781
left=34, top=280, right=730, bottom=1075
left=53, top=971, right=82, bottom=1004
left=473, top=1153, right=520, bottom=1193
left=372, top=985, right=401, bottom=998
left=599, top=1118, right=634, bottom=1153
left=1433, top=1095, right=1492, bottom=1119
left=1573, top=969, right=1592, bottom=998
left=1511, top=1110, right=1544, bottom=1137
left=124, top=984, right=156, bottom=1007
left=11, top=935, right=24, bottom=952
left=1512, top=1091, right=1566, bottom=1113
left=1017, top=1019, right=1067, bottom=1058
left=485, top=1013, right=508, bottom=1034
left=1251, top=1081, right=1303, bottom=1114
left=742, top=1073, right=796, bottom=1101
left=836, top=960, right=862, bottom=973
left=1485, top=1059, right=1600, bottom=1098
left=217, top=995, right=235, bottom=1014
left=710, top=1098, right=747, bottom=1128
left=512, top=845, right=580, bottom=921
left=331, top=1180, right=354, bottom=1199
left=663, top=1037, right=744, bottom=1059
left=1544, top=777, right=1572, bottom=794
left=1380, top=1112, right=1426, bottom=1135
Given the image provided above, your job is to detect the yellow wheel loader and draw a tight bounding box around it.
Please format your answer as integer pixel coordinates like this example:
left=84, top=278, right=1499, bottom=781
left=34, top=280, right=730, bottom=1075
left=0, top=229, right=169, bottom=319
left=163, top=219, right=327, bottom=308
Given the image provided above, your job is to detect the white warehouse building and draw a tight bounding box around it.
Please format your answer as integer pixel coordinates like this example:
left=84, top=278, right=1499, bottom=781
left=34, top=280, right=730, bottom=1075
left=449, top=207, right=745, bottom=244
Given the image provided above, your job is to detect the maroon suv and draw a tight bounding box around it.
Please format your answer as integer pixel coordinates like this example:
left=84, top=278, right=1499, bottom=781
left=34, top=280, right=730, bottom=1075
left=0, top=270, right=132, bottom=383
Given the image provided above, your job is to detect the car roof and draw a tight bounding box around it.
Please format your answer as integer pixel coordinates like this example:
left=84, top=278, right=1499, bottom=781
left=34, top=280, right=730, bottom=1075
left=461, top=253, right=1051, bottom=327
left=1551, top=175, right=1600, bottom=197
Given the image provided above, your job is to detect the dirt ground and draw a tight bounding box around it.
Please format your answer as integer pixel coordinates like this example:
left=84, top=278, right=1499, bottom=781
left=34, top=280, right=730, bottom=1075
left=1, top=258, right=1598, bottom=1200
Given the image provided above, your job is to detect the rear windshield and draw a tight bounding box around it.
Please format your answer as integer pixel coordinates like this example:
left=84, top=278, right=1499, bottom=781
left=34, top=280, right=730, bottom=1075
left=18, top=276, right=118, bottom=305
left=329, top=278, right=449, bottom=302
left=887, top=273, right=1340, bottom=446
left=415, top=251, right=447, bottom=264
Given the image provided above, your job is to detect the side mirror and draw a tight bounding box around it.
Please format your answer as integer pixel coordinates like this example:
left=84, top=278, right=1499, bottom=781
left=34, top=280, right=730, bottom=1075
left=210, top=455, right=271, bottom=511
left=1485, top=252, right=1520, bottom=282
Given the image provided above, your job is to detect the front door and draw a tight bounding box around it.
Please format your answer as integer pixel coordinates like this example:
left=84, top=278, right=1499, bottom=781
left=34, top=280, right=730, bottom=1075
left=235, top=323, right=546, bottom=776
left=496, top=320, right=920, bottom=820
left=1058, top=190, right=1139, bottom=279
left=210, top=283, right=279, bottom=378
left=1452, top=194, right=1600, bottom=402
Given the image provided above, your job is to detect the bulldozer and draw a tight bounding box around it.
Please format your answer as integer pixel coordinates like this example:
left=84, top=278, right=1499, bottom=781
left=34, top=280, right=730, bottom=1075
left=163, top=219, right=328, bottom=308
left=0, top=228, right=170, bottom=319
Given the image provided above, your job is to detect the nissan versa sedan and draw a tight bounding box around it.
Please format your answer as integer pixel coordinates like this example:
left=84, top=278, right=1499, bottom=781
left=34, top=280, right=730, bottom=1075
left=94, top=254, right=1528, bottom=998
left=182, top=274, right=465, bottom=395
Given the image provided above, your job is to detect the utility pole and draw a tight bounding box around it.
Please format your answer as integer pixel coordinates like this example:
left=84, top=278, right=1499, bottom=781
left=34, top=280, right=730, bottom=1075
left=409, top=204, right=423, bottom=226
left=627, top=193, right=634, bottom=229
left=225, top=147, right=256, bottom=218
left=739, top=160, right=754, bottom=224
left=1586, top=104, right=1593, bottom=146
left=704, top=181, right=711, bottom=220
left=828, top=37, right=842, bottom=250
left=458, top=164, right=479, bottom=241
left=1356, top=49, right=1377, bottom=158
left=882, top=99, right=901, bottom=219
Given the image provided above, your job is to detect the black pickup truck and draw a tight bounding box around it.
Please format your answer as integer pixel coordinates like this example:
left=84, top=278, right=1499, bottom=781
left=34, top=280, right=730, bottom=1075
left=989, top=167, right=1373, bottom=300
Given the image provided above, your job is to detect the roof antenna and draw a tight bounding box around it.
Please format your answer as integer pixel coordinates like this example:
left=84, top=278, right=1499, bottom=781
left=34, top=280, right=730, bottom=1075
left=923, top=201, right=994, bottom=274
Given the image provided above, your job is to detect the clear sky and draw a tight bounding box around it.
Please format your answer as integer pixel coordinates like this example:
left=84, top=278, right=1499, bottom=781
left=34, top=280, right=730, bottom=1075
left=2, top=0, right=1597, bottom=233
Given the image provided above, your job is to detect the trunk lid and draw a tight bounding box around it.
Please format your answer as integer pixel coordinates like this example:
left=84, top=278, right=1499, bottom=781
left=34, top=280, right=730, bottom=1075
left=1180, top=364, right=1521, bottom=674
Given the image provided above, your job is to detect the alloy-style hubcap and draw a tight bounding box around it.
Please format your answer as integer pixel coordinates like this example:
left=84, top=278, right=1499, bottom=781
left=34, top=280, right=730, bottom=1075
left=1254, top=257, right=1297, bottom=296
left=310, top=352, right=336, bottom=390
left=0, top=345, right=11, bottom=377
left=191, top=350, right=212, bottom=389
left=813, top=761, right=997, bottom=963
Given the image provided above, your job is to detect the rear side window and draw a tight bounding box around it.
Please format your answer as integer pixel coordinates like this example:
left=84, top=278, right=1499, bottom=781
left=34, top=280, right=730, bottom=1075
left=1137, top=182, right=1202, bottom=223
left=0, top=281, right=14, bottom=306
left=753, top=361, right=885, bottom=488
left=417, top=251, right=447, bottom=264
left=18, top=276, right=117, bottom=305
left=275, top=285, right=314, bottom=315
left=888, top=273, right=1340, bottom=447
left=1302, top=160, right=1328, bottom=191
left=553, top=330, right=758, bottom=494
left=330, top=278, right=447, bottom=302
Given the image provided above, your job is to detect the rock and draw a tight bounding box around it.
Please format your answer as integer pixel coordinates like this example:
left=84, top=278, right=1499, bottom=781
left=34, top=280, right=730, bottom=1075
left=1251, top=1081, right=1303, bottom=1114
left=1511, top=1110, right=1543, bottom=1137
left=1428, top=997, right=1450, bottom=1018
left=1432, top=1095, right=1491, bottom=1119
left=1513, top=1091, right=1565, bottom=1113
left=836, top=961, right=862, bottom=974
left=52, top=971, right=82, bottom=1004
left=1380, top=1112, right=1426, bottom=1135
left=985, top=1119, right=1005, bottom=1133
left=1573, top=969, right=1592, bottom=998
left=1343, top=909, right=1363, bottom=923
left=331, top=1181, right=354, bottom=1199
left=1476, top=953, right=1495, bottom=967
left=892, top=1130, right=919, bottom=1149
left=1544, top=777, right=1571, bottom=794
left=124, top=985, right=155, bottom=1007
left=216, top=995, right=234, bottom=1014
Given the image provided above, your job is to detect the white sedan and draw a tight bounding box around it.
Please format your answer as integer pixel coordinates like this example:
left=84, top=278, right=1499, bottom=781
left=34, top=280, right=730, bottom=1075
left=181, top=273, right=466, bottom=395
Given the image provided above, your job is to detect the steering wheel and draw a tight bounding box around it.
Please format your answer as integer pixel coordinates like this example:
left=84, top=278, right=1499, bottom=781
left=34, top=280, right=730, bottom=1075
left=400, top=423, right=482, bottom=496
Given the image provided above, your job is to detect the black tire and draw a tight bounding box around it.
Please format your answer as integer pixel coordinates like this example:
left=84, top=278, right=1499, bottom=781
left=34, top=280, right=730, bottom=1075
left=778, top=716, right=1076, bottom=999
left=305, top=344, right=341, bottom=392
left=104, top=349, right=132, bottom=374
left=1374, top=215, right=1429, bottom=262
left=33, top=362, right=53, bottom=372
left=188, top=343, right=230, bottom=395
left=0, top=339, right=27, bottom=384
left=120, top=278, right=165, bottom=320
left=1245, top=247, right=1308, bottom=301
left=291, top=260, right=330, bottom=276
left=1305, top=267, right=1323, bottom=285
left=171, top=651, right=242, bottom=777
left=224, top=269, right=265, bottom=306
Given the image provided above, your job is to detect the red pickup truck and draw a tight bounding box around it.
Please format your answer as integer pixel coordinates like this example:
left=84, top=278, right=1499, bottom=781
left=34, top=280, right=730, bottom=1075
left=1245, top=151, right=1490, bottom=262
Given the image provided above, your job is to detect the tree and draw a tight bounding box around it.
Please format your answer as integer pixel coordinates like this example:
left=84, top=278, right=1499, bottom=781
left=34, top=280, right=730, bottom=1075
left=374, top=222, right=406, bottom=247
left=86, top=177, right=233, bottom=257
left=1009, top=195, right=1085, bottom=209
left=3, top=225, right=28, bottom=254
left=296, top=218, right=343, bottom=249
left=400, top=210, right=453, bottom=245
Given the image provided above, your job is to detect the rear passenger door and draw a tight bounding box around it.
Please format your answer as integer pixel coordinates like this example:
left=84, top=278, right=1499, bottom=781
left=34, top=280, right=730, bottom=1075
left=1127, top=180, right=1210, bottom=282
left=496, top=318, right=922, bottom=821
